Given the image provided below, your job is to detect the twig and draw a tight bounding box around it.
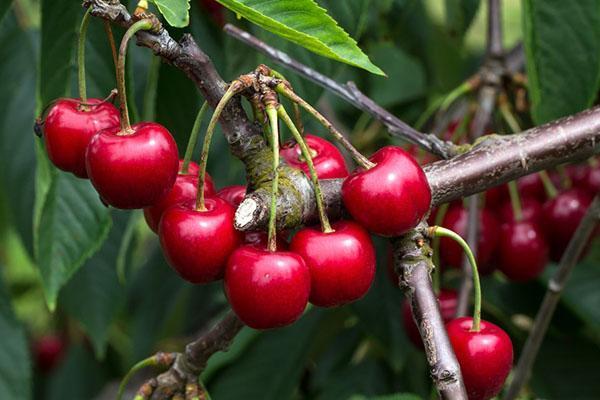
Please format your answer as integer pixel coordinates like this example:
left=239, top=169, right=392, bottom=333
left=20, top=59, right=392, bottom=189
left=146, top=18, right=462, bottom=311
left=223, top=24, right=458, bottom=159
left=503, top=194, right=600, bottom=400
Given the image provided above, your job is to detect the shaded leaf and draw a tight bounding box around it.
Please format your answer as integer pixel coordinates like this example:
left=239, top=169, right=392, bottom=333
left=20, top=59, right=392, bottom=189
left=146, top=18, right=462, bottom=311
left=444, top=0, right=481, bottom=38
left=316, top=359, right=391, bottom=400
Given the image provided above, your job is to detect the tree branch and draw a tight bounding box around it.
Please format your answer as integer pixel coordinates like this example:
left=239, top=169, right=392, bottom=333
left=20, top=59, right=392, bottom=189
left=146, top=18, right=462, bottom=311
left=503, top=194, right=600, bottom=400
left=487, top=0, right=503, bottom=59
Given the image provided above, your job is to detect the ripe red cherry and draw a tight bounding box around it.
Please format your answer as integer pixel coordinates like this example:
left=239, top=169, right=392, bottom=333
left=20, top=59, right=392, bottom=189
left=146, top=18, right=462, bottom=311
left=243, top=231, right=288, bottom=249
left=179, top=159, right=200, bottom=176
left=86, top=122, right=179, bottom=209
left=440, top=205, right=500, bottom=274
left=542, top=189, right=592, bottom=262
left=280, top=134, right=349, bottom=179
left=33, top=335, right=66, bottom=373
left=498, top=197, right=543, bottom=226
left=446, top=317, right=513, bottom=400
left=402, top=289, right=458, bottom=349
left=217, top=185, right=246, bottom=207
left=498, top=221, right=548, bottom=282
left=143, top=164, right=215, bottom=233
left=516, top=173, right=547, bottom=202
left=342, top=146, right=431, bottom=236
left=224, top=245, right=310, bottom=329
left=290, top=220, right=375, bottom=307
left=42, top=98, right=120, bottom=178
left=159, top=198, right=241, bottom=283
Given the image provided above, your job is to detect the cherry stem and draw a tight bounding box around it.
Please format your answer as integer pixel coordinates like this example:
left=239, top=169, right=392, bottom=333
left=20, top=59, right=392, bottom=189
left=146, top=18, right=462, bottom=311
left=196, top=85, right=239, bottom=211
left=117, top=19, right=154, bottom=133
left=538, top=170, right=559, bottom=199
left=556, top=165, right=572, bottom=189
left=182, top=101, right=207, bottom=174
left=430, top=226, right=481, bottom=332
left=77, top=7, right=92, bottom=107
left=266, top=105, right=280, bottom=252
left=269, top=69, right=304, bottom=135
left=274, top=84, right=375, bottom=170
left=103, top=21, right=118, bottom=71
left=117, top=353, right=175, bottom=400
left=508, top=181, right=523, bottom=222
left=278, top=105, right=333, bottom=233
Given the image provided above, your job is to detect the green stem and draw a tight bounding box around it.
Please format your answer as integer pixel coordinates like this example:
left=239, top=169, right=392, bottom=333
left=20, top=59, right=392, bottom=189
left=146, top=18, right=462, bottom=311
left=275, top=84, right=375, bottom=170
left=142, top=55, right=161, bottom=121
left=498, top=97, right=522, bottom=134
left=77, top=7, right=92, bottom=106
left=556, top=165, right=572, bottom=189
left=507, top=181, right=523, bottom=222
left=278, top=105, right=333, bottom=233
left=182, top=102, right=208, bottom=174
left=440, top=80, right=474, bottom=112
left=266, top=106, right=280, bottom=252
left=538, top=170, right=559, bottom=199
left=430, top=226, right=481, bottom=332
left=117, top=356, right=157, bottom=400
left=117, top=19, right=153, bottom=133
left=196, top=86, right=239, bottom=210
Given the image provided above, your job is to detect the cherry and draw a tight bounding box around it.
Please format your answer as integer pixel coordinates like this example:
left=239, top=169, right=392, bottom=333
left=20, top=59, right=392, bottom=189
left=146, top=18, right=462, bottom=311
left=498, top=196, right=543, bottom=226
left=86, top=122, right=179, bottom=209
left=144, top=162, right=215, bottom=233
left=280, top=134, right=349, bottom=179
left=179, top=159, right=200, bottom=176
left=225, top=245, right=310, bottom=329
left=498, top=221, right=548, bottom=282
left=290, top=220, right=375, bottom=307
left=542, top=188, right=593, bottom=262
left=586, top=166, right=600, bottom=194
left=440, top=204, right=500, bottom=274
left=217, top=185, right=246, bottom=207
left=483, top=186, right=505, bottom=209
left=33, top=335, right=66, bottom=373
left=243, top=231, right=288, bottom=249
left=516, top=173, right=547, bottom=202
left=342, top=146, right=431, bottom=236
left=402, top=289, right=458, bottom=349
left=199, top=0, right=225, bottom=26
left=446, top=317, right=513, bottom=400
left=568, top=163, right=600, bottom=195
left=159, top=198, right=241, bottom=283
left=42, top=99, right=120, bottom=178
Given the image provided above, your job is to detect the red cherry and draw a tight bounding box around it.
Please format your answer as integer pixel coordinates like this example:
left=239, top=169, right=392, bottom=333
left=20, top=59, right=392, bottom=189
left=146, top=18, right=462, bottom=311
left=440, top=205, right=500, bottom=274
left=446, top=317, right=513, bottom=400
left=484, top=186, right=505, bottom=209
left=402, top=289, right=458, bottom=349
left=342, top=146, right=431, bottom=236
left=498, top=221, right=548, bottom=282
left=586, top=166, right=600, bottom=194
left=178, top=159, right=200, bottom=175
left=224, top=245, right=310, bottom=329
left=159, top=198, right=241, bottom=283
left=143, top=169, right=215, bottom=233
left=280, top=134, right=349, bottom=179
left=498, top=197, right=543, bottom=226
left=290, top=220, right=375, bottom=307
left=42, top=98, right=120, bottom=178
left=33, top=335, right=66, bottom=373
left=86, top=122, right=179, bottom=209
left=243, top=231, right=288, bottom=249
left=542, top=189, right=593, bottom=262
left=199, top=0, right=225, bottom=26
left=516, top=173, right=547, bottom=202
left=217, top=185, right=246, bottom=207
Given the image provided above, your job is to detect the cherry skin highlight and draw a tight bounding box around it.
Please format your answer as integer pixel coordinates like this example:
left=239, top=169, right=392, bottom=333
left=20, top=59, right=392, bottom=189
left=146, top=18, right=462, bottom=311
left=280, top=134, right=348, bottom=179
left=446, top=317, right=513, bottom=400
left=43, top=98, right=120, bottom=178
left=290, top=220, right=376, bottom=307
left=342, top=146, right=431, bottom=236
left=86, top=122, right=179, bottom=209
left=159, top=198, right=241, bottom=284
left=217, top=185, right=246, bottom=207
left=224, top=245, right=310, bottom=329
left=498, top=221, right=549, bottom=282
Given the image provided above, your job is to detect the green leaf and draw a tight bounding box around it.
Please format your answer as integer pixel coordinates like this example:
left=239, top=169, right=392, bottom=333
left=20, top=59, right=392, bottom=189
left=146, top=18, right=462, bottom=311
left=315, top=360, right=391, bottom=400
left=444, top=0, right=481, bottom=38
left=151, top=0, right=191, bottom=27
left=215, top=0, right=385, bottom=75
left=0, top=274, right=32, bottom=400
left=523, top=0, right=600, bottom=124
left=59, top=212, right=129, bottom=358
left=0, top=0, right=13, bottom=24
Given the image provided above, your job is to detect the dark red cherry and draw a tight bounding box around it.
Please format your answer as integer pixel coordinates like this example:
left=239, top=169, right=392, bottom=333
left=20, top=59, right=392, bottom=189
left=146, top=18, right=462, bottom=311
left=217, top=185, right=246, bottom=207
left=42, top=98, right=120, bottom=178
left=143, top=168, right=215, bottom=233
left=158, top=198, right=241, bottom=283
left=290, top=220, right=375, bottom=307
left=498, top=221, right=548, bottom=282
left=280, top=134, right=349, bottom=179
left=33, top=335, right=66, bottom=373
left=446, top=317, right=513, bottom=400
left=86, top=122, right=179, bottom=209
left=224, top=245, right=310, bottom=329
left=542, top=189, right=593, bottom=262
left=440, top=205, right=500, bottom=274
left=586, top=166, right=600, bottom=194
left=178, top=159, right=200, bottom=176
left=517, top=173, right=547, bottom=202
left=402, top=289, right=458, bottom=349
left=342, top=146, right=431, bottom=236
left=498, top=197, right=543, bottom=226
left=483, top=186, right=505, bottom=209
left=242, top=231, right=288, bottom=249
